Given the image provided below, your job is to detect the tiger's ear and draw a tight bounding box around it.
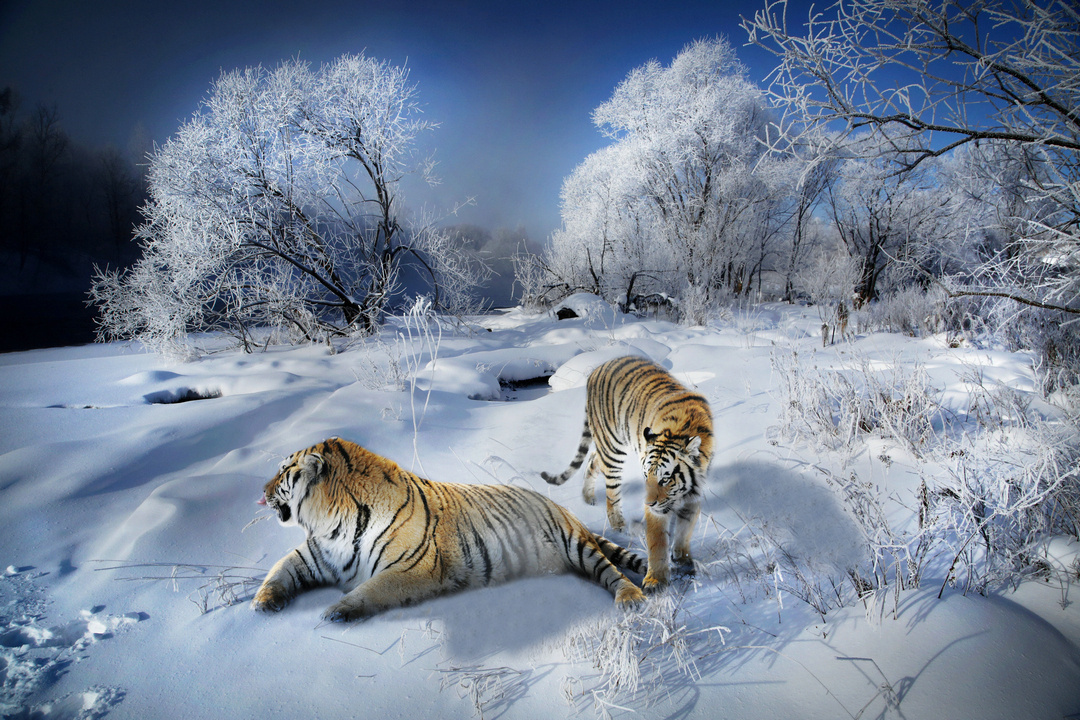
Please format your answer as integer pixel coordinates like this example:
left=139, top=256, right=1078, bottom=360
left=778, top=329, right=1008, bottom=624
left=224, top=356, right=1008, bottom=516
left=300, top=452, right=328, bottom=482
left=685, top=436, right=702, bottom=458
left=643, top=427, right=659, bottom=443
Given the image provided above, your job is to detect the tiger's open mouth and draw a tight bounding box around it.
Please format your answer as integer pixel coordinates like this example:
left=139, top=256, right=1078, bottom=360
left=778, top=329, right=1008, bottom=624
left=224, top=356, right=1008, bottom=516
left=261, top=494, right=291, bottom=523
left=274, top=502, right=291, bottom=523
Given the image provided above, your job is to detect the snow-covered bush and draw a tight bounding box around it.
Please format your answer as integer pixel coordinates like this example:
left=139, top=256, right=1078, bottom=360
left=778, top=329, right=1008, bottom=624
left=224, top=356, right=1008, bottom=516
left=771, top=348, right=945, bottom=462
left=930, top=377, right=1080, bottom=595
left=562, top=589, right=727, bottom=711
left=861, top=283, right=1080, bottom=400
left=990, top=303, right=1080, bottom=397
left=704, top=513, right=857, bottom=620
left=771, top=343, right=1080, bottom=603
left=509, top=246, right=558, bottom=312
left=860, top=286, right=950, bottom=339
left=826, top=471, right=937, bottom=613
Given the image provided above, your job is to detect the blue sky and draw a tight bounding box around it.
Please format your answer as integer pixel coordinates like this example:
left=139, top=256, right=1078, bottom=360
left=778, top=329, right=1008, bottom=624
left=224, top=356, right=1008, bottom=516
left=0, top=0, right=803, bottom=242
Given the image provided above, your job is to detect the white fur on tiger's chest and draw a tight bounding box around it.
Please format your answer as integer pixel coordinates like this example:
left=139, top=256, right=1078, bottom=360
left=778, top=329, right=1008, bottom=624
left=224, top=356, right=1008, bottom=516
left=312, top=513, right=396, bottom=589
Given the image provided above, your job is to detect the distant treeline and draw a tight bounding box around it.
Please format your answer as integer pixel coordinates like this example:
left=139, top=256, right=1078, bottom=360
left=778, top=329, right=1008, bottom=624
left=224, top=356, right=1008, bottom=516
left=0, top=87, right=147, bottom=296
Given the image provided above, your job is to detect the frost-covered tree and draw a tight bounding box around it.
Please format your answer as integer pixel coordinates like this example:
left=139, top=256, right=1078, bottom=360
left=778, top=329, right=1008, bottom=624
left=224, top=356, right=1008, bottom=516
left=744, top=0, right=1080, bottom=315
left=533, top=38, right=780, bottom=319
left=545, top=140, right=663, bottom=306
left=824, top=132, right=947, bottom=303
left=780, top=134, right=840, bottom=302
left=598, top=38, right=774, bottom=301
left=91, top=54, right=481, bottom=357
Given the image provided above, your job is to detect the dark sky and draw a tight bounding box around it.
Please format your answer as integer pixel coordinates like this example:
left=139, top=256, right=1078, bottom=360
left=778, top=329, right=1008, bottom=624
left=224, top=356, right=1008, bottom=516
left=0, top=0, right=795, bottom=242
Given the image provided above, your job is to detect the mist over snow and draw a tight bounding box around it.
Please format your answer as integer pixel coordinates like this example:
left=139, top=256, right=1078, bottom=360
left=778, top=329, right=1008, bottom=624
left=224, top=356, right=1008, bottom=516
left=1, top=299, right=1079, bottom=718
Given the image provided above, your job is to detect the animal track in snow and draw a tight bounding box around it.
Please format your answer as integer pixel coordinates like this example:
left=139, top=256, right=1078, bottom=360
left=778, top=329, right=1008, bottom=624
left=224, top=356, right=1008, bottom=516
left=1, top=566, right=145, bottom=719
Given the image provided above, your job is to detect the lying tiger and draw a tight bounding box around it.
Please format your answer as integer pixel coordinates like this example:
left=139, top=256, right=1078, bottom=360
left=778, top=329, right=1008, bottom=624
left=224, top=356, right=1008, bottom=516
left=253, top=437, right=647, bottom=622
left=543, top=356, right=713, bottom=593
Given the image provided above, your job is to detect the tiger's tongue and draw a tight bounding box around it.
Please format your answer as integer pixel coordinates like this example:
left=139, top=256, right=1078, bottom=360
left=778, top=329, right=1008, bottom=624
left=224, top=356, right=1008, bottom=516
left=257, top=496, right=267, bottom=506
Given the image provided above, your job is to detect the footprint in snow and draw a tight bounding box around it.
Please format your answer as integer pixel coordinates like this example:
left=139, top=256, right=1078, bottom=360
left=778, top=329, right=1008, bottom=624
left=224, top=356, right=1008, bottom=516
left=0, top=566, right=145, bottom=719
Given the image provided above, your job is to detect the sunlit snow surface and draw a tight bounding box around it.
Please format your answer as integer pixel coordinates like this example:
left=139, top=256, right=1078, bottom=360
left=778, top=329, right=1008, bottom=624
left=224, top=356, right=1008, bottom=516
left=1, top=298, right=1078, bottom=719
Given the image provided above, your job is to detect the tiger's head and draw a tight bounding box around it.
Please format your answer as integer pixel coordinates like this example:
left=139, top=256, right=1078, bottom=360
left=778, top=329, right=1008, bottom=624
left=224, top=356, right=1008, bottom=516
left=260, top=448, right=329, bottom=527
left=641, top=427, right=703, bottom=514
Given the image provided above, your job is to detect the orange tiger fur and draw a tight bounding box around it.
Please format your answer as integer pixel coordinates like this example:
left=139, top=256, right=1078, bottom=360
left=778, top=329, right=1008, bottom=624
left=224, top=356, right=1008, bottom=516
left=253, top=438, right=647, bottom=622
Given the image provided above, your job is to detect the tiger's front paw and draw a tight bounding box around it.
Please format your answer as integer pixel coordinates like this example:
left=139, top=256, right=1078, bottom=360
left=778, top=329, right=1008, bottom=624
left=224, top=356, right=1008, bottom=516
left=322, top=601, right=367, bottom=623
left=642, top=573, right=669, bottom=595
left=606, top=510, right=626, bottom=533
left=252, top=582, right=289, bottom=613
left=615, top=584, right=646, bottom=611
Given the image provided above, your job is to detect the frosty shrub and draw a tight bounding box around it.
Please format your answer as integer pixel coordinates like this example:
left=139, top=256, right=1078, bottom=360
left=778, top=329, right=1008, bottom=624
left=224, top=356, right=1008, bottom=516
left=435, top=664, right=530, bottom=720
left=771, top=348, right=945, bottom=461
left=676, top=283, right=713, bottom=327
left=353, top=335, right=409, bottom=393
left=929, top=376, right=1080, bottom=595
left=509, top=246, right=565, bottom=311
left=861, top=286, right=950, bottom=339
left=827, top=471, right=937, bottom=614
left=562, top=589, right=728, bottom=711
left=702, top=514, right=854, bottom=621
left=767, top=349, right=940, bottom=607
left=90, top=54, right=484, bottom=358
left=771, top=344, right=1080, bottom=602
left=352, top=296, right=444, bottom=459
left=985, top=300, right=1080, bottom=397
left=697, top=473, right=928, bottom=620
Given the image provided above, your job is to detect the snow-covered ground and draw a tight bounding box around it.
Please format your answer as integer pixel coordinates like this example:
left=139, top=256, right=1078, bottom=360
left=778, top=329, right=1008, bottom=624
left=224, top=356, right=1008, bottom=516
left=1, top=297, right=1078, bottom=719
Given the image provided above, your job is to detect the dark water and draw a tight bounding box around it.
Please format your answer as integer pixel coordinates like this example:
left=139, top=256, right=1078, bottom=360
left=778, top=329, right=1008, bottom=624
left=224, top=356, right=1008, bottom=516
left=0, top=293, right=98, bottom=353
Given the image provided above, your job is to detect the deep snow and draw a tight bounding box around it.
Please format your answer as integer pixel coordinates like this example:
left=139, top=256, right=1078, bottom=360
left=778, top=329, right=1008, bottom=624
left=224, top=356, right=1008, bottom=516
left=1, top=298, right=1078, bottom=719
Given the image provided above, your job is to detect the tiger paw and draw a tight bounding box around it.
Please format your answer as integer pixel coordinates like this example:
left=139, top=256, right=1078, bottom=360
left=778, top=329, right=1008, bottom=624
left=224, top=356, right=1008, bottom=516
left=251, top=583, right=288, bottom=613
left=615, top=584, right=646, bottom=610
left=322, top=601, right=366, bottom=623
left=642, top=574, right=668, bottom=594
left=672, top=557, right=696, bottom=577
left=673, top=547, right=693, bottom=564
left=606, top=512, right=626, bottom=533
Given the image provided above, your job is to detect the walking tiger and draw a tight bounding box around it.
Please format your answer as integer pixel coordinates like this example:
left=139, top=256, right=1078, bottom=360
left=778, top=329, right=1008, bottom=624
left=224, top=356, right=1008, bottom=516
left=542, top=356, right=713, bottom=592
